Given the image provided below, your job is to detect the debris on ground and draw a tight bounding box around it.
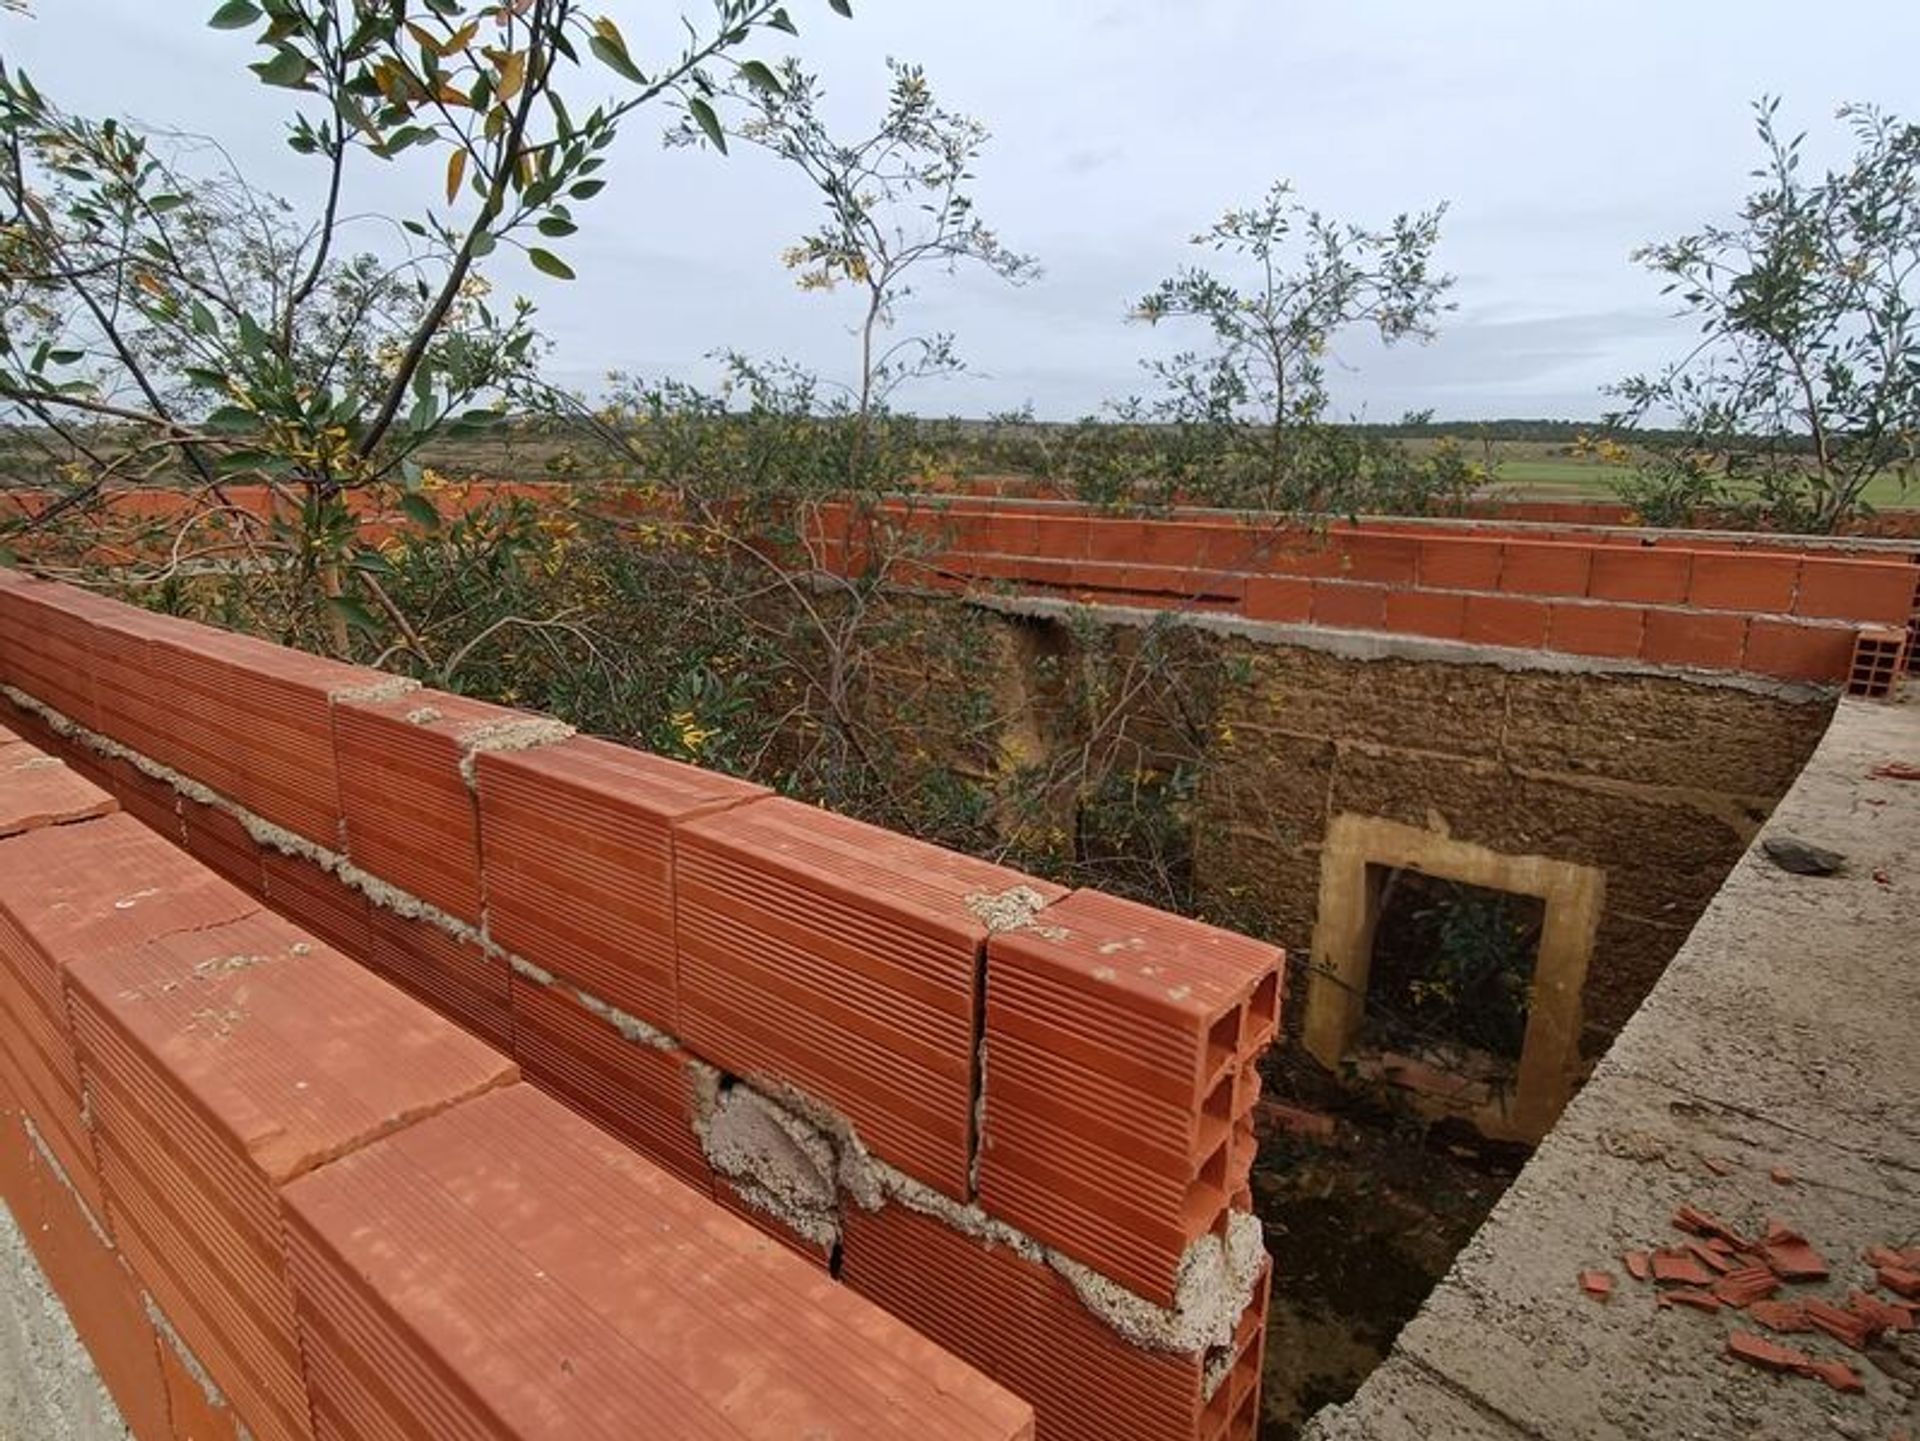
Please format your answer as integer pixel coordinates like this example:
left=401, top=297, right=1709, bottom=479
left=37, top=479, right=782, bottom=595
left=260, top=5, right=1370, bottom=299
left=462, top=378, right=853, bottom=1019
left=1761, top=834, right=1847, bottom=876
left=1869, top=761, right=1920, bottom=782
left=1577, top=1211, right=1919, bottom=1402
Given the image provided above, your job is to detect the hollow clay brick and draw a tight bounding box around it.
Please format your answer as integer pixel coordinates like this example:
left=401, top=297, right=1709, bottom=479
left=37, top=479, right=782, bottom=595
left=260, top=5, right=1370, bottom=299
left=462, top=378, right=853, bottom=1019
left=66, top=909, right=516, bottom=1441
left=477, top=734, right=765, bottom=1032
left=0, top=748, right=116, bottom=838
left=332, top=687, right=532, bottom=924
left=1417, top=536, right=1505, bottom=592
left=1640, top=609, right=1750, bottom=671
left=368, top=906, right=510, bottom=1052
left=260, top=851, right=372, bottom=961
left=1383, top=590, right=1467, bottom=641
left=676, top=796, right=1064, bottom=1201
left=1242, top=575, right=1313, bottom=624
left=1499, top=541, right=1593, bottom=598
left=980, top=889, right=1282, bottom=1305
left=281, top=1084, right=1034, bottom=1441
left=1689, top=552, right=1801, bottom=613
left=1547, top=602, right=1648, bottom=659
left=1462, top=594, right=1551, bottom=649
left=1587, top=547, right=1693, bottom=605
left=1309, top=580, right=1390, bottom=631
left=1796, top=556, right=1917, bottom=624
left=1744, top=618, right=1857, bottom=683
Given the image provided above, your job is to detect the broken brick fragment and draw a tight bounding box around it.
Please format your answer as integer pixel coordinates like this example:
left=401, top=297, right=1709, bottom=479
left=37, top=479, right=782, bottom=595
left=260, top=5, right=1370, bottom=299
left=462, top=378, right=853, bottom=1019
left=1257, top=1101, right=1336, bottom=1141
left=1578, top=1270, right=1613, bottom=1300
left=1726, top=1331, right=1814, bottom=1375
left=1658, top=1288, right=1723, bottom=1313
left=1878, top=1265, right=1920, bottom=1300
left=1685, top=1239, right=1737, bottom=1274
left=1651, top=1249, right=1718, bottom=1287
left=1672, top=1205, right=1747, bottom=1249
left=1803, top=1299, right=1873, bottom=1351
left=1746, top=1300, right=1811, bottom=1333
left=1758, top=1222, right=1829, bottom=1281
left=1701, top=1154, right=1736, bottom=1176
left=1712, top=1267, right=1781, bottom=1308
left=1768, top=1167, right=1795, bottom=1186
left=1847, top=1289, right=1912, bottom=1334
left=1803, top=1358, right=1864, bottom=1394
left=1623, top=1250, right=1651, bottom=1282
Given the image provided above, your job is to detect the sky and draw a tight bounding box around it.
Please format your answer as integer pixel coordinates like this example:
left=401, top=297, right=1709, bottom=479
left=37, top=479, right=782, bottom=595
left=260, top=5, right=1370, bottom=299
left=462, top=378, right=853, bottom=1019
left=6, top=1, right=1918, bottom=421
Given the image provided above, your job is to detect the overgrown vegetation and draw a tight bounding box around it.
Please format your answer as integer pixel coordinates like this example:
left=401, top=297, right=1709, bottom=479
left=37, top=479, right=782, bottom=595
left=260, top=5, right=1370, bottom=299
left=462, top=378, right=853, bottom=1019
left=1612, top=97, right=1920, bottom=532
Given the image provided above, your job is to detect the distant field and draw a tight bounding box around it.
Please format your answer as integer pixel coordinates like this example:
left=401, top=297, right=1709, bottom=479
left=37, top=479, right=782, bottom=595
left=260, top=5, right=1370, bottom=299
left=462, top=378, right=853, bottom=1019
left=1486, top=454, right=1917, bottom=511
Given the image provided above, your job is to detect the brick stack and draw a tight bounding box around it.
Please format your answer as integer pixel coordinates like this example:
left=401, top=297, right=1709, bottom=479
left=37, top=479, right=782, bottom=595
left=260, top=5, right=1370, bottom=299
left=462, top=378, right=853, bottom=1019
left=66, top=906, right=517, bottom=1441
left=0, top=573, right=1282, bottom=1441
left=0, top=719, right=1034, bottom=1441
left=980, top=890, right=1282, bottom=1304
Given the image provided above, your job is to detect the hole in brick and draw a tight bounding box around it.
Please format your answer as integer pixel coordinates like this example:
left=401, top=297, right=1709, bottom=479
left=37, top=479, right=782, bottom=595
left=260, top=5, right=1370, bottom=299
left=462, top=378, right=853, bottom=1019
left=1206, top=1005, right=1238, bottom=1078
left=1180, top=1136, right=1232, bottom=1238
left=1198, top=1069, right=1234, bottom=1156
left=1242, top=970, right=1280, bottom=1050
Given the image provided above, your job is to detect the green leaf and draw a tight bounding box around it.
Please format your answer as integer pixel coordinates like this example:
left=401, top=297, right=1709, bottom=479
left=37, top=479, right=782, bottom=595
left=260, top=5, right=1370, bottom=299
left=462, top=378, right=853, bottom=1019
left=147, top=194, right=188, bottom=214
left=568, top=178, right=605, bottom=199
left=203, top=405, right=257, bottom=433
left=208, top=0, right=262, bottom=29
left=46, top=349, right=84, bottom=366
left=528, top=247, right=576, bottom=280
left=768, top=8, right=799, bottom=36
left=739, top=60, right=782, bottom=96
left=349, top=548, right=397, bottom=578
left=251, top=47, right=310, bottom=88
left=325, top=594, right=382, bottom=636
left=688, top=96, right=726, bottom=154
left=537, top=215, right=578, bottom=237
left=588, top=33, right=645, bottom=84
left=399, top=492, right=442, bottom=532
left=827, top=0, right=852, bottom=15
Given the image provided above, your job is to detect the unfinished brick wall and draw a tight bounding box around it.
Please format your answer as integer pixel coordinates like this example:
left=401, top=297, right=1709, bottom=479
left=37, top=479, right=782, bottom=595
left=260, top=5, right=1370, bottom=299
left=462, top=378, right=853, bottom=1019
left=0, top=568, right=1280, bottom=1441
left=811, top=498, right=1919, bottom=688
left=0, top=720, right=1035, bottom=1441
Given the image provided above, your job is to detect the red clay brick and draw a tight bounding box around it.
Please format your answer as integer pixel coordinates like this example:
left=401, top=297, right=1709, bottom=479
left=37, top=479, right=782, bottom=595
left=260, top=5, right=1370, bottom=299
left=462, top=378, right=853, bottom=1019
left=260, top=850, right=371, bottom=959
left=1547, top=602, right=1648, bottom=659
left=1383, top=590, right=1467, bottom=640
left=1588, top=547, right=1692, bottom=605
left=157, top=1323, right=248, bottom=1441
left=1689, top=552, right=1801, bottom=613
left=981, top=889, right=1279, bottom=1305
left=1310, top=580, right=1390, bottom=631
left=67, top=910, right=517, bottom=1441
left=1340, top=533, right=1420, bottom=585
left=1462, top=594, right=1551, bottom=649
left=1242, top=575, right=1312, bottom=623
left=843, top=1198, right=1238, bottom=1441
left=281, top=1084, right=1033, bottom=1441
left=18, top=1120, right=173, bottom=1441
left=1499, top=541, right=1593, bottom=597
left=507, top=970, right=709, bottom=1189
left=1796, top=556, right=1918, bottom=624
left=1416, top=536, right=1504, bottom=592
left=1641, top=609, right=1750, bottom=671
left=1743, top=618, right=1857, bottom=684
left=179, top=797, right=265, bottom=898
left=477, top=734, right=765, bottom=1032
left=333, top=688, right=529, bottom=924
left=368, top=907, right=510, bottom=1051
left=0, top=749, right=116, bottom=838
left=677, top=797, right=1064, bottom=1201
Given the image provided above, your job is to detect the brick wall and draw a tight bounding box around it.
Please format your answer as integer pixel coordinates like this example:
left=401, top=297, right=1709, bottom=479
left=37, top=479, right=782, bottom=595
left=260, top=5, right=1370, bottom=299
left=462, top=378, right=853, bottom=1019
left=812, top=498, right=1919, bottom=691
left=0, top=568, right=1281, bottom=1441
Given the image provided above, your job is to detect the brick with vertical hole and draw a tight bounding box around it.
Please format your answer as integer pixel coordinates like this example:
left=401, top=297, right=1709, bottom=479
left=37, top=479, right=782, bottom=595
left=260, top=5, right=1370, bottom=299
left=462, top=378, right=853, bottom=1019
left=980, top=888, right=1282, bottom=1305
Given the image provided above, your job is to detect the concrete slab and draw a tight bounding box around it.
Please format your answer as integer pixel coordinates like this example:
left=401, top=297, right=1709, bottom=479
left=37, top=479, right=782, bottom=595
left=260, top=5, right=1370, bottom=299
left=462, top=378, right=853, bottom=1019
left=1308, top=694, right=1920, bottom=1440
left=0, top=1200, right=130, bottom=1441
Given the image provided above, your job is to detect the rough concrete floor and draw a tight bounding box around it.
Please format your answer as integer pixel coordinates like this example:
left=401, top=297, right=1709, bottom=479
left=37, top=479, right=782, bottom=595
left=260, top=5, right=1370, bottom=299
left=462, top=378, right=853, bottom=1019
left=0, top=1201, right=129, bottom=1440
left=1306, top=693, right=1920, bottom=1440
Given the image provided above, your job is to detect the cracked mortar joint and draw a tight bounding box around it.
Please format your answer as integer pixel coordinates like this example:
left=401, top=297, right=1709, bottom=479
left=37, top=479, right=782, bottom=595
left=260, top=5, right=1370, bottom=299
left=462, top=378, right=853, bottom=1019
left=965, top=884, right=1065, bottom=937
left=454, top=716, right=575, bottom=786
left=327, top=675, right=420, bottom=705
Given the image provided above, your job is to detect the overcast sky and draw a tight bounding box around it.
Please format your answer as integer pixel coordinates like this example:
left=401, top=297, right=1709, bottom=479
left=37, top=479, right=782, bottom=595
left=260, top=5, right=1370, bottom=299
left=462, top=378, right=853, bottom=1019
left=8, top=1, right=1918, bottom=420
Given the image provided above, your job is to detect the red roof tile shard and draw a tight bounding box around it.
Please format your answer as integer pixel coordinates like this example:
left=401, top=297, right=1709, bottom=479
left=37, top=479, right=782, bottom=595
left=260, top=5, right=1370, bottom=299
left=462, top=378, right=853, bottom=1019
left=675, top=795, right=1065, bottom=1200
left=281, top=1084, right=1035, bottom=1441
left=476, top=734, right=766, bottom=1033
left=980, top=888, right=1283, bottom=1305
